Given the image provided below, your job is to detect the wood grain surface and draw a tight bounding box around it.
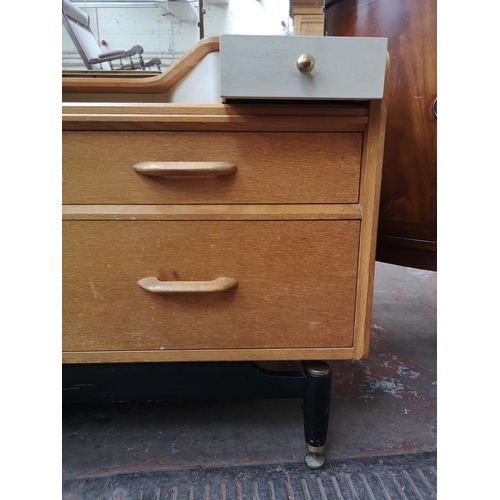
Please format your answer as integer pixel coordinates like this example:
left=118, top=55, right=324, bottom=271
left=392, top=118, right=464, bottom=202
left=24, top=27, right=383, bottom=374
left=62, top=347, right=353, bottom=363
left=290, top=1, right=325, bottom=37
left=63, top=220, right=360, bottom=354
left=63, top=132, right=362, bottom=204
left=62, top=115, right=368, bottom=133
left=353, top=53, right=390, bottom=360
left=62, top=103, right=368, bottom=132
left=62, top=204, right=362, bottom=221
left=62, top=347, right=356, bottom=363
left=61, top=38, right=389, bottom=363
left=325, top=0, right=437, bottom=269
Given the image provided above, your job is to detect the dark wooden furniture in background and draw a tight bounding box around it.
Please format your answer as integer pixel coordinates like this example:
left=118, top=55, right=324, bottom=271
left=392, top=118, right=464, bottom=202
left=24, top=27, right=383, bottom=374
left=325, top=0, right=437, bottom=271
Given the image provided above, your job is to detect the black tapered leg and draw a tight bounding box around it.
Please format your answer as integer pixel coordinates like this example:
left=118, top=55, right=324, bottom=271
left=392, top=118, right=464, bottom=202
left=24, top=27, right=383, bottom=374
left=302, top=361, right=332, bottom=469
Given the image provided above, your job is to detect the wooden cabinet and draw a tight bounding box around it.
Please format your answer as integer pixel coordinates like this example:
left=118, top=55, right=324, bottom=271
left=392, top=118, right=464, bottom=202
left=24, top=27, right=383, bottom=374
left=290, top=0, right=324, bottom=36
left=62, top=36, right=388, bottom=364
left=325, top=0, right=437, bottom=271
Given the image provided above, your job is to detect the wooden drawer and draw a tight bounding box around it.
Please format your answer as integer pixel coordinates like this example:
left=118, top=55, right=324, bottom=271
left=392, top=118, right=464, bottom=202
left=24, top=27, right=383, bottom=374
left=63, top=220, right=360, bottom=353
left=62, top=132, right=362, bottom=205
left=220, top=35, right=387, bottom=100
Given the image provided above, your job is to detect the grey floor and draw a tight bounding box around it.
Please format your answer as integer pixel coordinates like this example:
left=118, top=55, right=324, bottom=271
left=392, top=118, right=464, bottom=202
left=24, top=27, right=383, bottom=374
left=62, top=262, right=437, bottom=498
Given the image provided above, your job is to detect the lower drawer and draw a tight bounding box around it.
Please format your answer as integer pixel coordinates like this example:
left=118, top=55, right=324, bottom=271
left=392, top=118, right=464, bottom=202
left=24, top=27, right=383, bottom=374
left=63, top=220, right=360, bottom=352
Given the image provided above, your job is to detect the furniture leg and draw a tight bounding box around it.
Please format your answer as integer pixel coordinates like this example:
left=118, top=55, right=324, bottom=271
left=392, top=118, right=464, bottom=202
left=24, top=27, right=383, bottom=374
left=63, top=361, right=333, bottom=469
left=302, top=361, right=332, bottom=469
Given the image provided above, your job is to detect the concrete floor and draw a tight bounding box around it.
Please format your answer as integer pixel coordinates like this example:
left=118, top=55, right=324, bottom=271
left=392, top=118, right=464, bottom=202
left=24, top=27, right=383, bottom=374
left=62, top=262, right=437, bottom=483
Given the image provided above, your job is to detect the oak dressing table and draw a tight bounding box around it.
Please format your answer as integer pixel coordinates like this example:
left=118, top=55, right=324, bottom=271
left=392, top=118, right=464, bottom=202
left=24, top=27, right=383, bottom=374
left=62, top=35, right=389, bottom=468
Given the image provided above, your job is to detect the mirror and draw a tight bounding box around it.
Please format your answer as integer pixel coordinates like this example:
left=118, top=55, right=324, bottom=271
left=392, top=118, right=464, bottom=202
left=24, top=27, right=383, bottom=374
left=62, top=0, right=294, bottom=75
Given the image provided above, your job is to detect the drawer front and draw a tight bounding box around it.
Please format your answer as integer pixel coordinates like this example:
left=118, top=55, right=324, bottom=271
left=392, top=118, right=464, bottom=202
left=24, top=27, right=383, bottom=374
left=220, top=35, right=388, bottom=100
left=62, top=132, right=362, bottom=205
left=63, top=220, right=360, bottom=352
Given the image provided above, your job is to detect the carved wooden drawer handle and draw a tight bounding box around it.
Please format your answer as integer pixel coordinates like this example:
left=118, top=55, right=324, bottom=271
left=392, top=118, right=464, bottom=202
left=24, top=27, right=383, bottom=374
left=133, top=162, right=237, bottom=177
left=137, top=277, right=238, bottom=293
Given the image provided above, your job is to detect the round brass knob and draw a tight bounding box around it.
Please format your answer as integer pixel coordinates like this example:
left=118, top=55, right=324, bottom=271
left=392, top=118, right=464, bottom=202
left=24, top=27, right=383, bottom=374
left=297, top=54, right=315, bottom=74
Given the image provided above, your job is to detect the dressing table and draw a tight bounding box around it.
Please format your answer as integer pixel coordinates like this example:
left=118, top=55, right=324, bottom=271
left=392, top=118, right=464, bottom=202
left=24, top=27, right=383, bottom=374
left=62, top=35, right=389, bottom=468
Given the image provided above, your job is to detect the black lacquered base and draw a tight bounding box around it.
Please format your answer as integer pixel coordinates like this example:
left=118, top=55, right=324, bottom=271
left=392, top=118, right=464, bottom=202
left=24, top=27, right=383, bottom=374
left=62, top=360, right=332, bottom=468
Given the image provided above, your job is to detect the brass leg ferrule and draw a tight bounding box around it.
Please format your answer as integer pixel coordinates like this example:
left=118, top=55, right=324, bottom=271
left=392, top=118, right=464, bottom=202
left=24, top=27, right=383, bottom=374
left=306, top=444, right=325, bottom=455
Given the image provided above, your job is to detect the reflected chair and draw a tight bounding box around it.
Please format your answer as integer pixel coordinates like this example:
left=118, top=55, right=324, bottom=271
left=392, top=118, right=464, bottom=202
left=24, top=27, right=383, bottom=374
left=62, top=0, right=161, bottom=70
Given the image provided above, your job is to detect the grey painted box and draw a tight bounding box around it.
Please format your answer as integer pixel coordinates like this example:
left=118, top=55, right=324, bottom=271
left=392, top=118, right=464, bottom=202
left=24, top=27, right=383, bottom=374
left=220, top=35, right=388, bottom=100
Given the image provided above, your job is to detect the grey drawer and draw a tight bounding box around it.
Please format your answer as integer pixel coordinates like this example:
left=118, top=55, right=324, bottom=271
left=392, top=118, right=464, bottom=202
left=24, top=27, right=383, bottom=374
left=220, top=35, right=387, bottom=100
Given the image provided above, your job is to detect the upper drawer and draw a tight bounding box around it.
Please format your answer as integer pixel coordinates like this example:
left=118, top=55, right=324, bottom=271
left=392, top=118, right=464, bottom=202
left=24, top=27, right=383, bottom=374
left=63, top=131, right=362, bottom=204
left=220, top=35, right=388, bottom=100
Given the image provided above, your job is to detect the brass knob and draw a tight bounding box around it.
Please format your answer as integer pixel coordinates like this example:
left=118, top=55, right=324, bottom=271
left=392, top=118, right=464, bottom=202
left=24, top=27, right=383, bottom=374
left=297, top=54, right=315, bottom=74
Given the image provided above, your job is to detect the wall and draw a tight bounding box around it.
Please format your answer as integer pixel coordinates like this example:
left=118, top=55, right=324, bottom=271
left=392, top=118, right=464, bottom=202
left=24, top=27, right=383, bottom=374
left=203, top=0, right=292, bottom=37
left=62, top=0, right=293, bottom=71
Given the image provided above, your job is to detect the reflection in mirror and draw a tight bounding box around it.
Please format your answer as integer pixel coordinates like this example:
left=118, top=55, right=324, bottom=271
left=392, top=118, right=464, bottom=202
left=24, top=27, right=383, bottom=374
left=62, top=0, right=293, bottom=73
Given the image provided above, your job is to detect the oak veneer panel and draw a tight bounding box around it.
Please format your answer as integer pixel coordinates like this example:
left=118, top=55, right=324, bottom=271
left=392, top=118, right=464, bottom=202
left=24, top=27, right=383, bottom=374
left=293, top=12, right=324, bottom=37
left=63, top=132, right=362, bottom=205
left=63, top=220, right=360, bottom=352
left=352, top=54, right=390, bottom=360
left=62, top=116, right=368, bottom=132
left=63, top=347, right=355, bottom=363
left=62, top=204, right=362, bottom=221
